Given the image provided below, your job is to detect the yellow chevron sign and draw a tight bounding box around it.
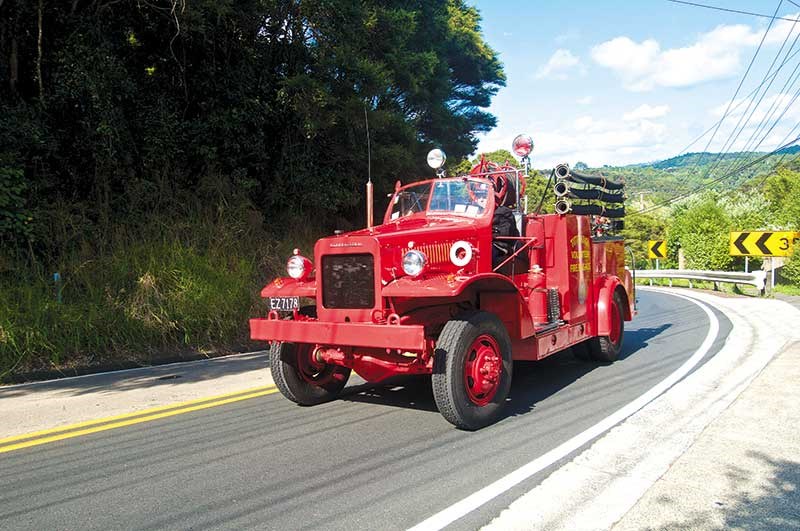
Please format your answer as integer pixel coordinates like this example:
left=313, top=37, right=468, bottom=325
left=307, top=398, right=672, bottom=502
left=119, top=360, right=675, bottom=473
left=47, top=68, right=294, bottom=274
left=648, top=240, right=667, bottom=259
left=729, top=231, right=800, bottom=257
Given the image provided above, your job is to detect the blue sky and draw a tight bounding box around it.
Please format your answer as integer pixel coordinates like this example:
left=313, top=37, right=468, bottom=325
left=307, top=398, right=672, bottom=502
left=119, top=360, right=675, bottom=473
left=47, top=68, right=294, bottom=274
left=470, top=1, right=800, bottom=168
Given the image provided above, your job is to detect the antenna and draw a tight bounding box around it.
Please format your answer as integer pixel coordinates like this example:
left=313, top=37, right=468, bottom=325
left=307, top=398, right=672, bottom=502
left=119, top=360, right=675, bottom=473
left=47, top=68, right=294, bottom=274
left=365, top=105, right=374, bottom=229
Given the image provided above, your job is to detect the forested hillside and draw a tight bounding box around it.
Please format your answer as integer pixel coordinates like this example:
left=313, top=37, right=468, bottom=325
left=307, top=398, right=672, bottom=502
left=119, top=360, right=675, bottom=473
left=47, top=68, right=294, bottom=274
left=595, top=152, right=800, bottom=280
left=0, top=0, right=504, bottom=379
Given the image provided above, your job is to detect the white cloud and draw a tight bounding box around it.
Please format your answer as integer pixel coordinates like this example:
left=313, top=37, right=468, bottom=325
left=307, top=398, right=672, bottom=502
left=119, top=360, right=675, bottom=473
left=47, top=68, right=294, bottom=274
left=536, top=49, right=584, bottom=80
left=711, top=93, right=800, bottom=122
left=476, top=113, right=671, bottom=167
left=577, top=96, right=594, bottom=105
left=623, top=104, right=670, bottom=121
left=532, top=116, right=669, bottom=166
left=702, top=92, right=800, bottom=152
left=591, top=15, right=800, bottom=91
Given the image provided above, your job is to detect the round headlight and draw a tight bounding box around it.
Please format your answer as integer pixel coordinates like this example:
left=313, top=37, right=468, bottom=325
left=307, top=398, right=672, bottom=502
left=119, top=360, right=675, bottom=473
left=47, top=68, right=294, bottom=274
left=287, top=255, right=311, bottom=280
left=426, top=149, right=447, bottom=169
left=402, top=250, right=427, bottom=277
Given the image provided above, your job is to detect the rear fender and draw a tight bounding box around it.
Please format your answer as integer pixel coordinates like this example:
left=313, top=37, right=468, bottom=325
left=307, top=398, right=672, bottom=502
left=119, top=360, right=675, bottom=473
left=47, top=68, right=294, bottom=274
left=595, top=276, right=632, bottom=337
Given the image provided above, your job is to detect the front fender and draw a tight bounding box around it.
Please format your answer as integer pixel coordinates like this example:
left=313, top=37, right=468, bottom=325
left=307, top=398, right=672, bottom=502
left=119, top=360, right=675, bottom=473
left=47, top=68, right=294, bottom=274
left=260, top=277, right=316, bottom=298
left=382, top=272, right=518, bottom=298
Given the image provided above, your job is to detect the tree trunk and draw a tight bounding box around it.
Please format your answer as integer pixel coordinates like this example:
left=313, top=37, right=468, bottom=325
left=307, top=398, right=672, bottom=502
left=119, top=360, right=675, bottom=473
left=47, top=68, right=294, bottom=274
left=9, top=36, right=17, bottom=94
left=36, top=0, right=44, bottom=102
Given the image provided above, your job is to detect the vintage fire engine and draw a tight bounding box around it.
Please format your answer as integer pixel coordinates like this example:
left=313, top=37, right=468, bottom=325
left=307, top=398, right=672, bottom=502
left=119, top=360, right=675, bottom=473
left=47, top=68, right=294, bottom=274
left=250, top=134, right=635, bottom=430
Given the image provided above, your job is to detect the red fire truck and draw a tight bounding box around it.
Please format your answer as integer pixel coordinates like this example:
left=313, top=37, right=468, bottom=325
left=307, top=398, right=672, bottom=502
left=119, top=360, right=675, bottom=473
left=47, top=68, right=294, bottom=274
left=250, top=135, right=635, bottom=430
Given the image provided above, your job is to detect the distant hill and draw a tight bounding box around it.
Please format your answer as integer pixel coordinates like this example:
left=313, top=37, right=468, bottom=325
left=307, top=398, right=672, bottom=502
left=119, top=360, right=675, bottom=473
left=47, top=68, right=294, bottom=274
left=775, top=144, right=800, bottom=155
left=573, top=148, right=800, bottom=205
left=644, top=151, right=761, bottom=170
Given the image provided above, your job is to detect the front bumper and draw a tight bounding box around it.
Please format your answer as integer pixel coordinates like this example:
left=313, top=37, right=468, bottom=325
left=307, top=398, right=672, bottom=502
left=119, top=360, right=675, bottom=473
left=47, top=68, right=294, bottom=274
left=249, top=318, right=426, bottom=351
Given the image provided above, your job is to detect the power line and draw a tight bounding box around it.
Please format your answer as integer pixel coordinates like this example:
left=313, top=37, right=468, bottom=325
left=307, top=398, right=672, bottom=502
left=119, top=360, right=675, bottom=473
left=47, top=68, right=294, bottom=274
left=671, top=1, right=784, bottom=193
left=667, top=44, right=800, bottom=160
left=666, top=0, right=800, bottom=23
left=698, top=10, right=800, bottom=183
left=632, top=132, right=800, bottom=215
left=721, top=68, right=800, bottom=178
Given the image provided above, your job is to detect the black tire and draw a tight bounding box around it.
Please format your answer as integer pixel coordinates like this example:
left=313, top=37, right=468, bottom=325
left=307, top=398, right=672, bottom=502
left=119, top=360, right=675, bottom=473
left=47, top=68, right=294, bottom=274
left=432, top=311, right=513, bottom=430
left=589, top=291, right=625, bottom=362
left=269, top=305, right=349, bottom=405
left=572, top=340, right=592, bottom=361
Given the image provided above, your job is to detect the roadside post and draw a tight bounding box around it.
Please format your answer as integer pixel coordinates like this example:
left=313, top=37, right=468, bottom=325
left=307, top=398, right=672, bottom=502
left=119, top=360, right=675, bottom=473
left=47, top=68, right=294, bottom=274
left=648, top=240, right=666, bottom=287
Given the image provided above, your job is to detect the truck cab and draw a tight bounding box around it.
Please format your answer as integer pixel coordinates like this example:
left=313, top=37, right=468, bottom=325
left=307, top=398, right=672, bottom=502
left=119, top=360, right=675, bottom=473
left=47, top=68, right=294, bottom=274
left=250, top=136, right=635, bottom=430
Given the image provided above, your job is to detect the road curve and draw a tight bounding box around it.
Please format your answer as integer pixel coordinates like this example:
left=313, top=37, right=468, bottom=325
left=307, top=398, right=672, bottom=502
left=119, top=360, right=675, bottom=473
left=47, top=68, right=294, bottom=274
left=0, top=290, right=729, bottom=531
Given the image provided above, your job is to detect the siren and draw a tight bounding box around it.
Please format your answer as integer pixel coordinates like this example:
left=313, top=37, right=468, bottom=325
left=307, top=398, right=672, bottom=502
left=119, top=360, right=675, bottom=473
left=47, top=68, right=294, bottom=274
left=511, top=134, right=533, bottom=158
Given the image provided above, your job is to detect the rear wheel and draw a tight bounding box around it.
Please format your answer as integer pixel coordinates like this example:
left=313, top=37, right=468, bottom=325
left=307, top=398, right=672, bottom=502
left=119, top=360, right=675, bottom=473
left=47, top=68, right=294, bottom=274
left=432, top=311, right=513, bottom=430
left=270, top=341, right=351, bottom=405
left=589, top=291, right=625, bottom=362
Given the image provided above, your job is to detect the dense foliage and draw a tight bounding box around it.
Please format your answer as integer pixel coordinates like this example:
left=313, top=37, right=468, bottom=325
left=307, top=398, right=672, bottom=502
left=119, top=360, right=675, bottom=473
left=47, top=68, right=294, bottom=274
left=0, top=0, right=504, bottom=378
left=610, top=155, right=800, bottom=276
left=0, top=0, right=504, bottom=247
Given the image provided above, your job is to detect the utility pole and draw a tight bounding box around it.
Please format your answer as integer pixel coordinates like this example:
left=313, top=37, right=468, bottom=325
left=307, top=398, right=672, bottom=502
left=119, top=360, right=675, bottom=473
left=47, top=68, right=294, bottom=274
left=637, top=190, right=654, bottom=210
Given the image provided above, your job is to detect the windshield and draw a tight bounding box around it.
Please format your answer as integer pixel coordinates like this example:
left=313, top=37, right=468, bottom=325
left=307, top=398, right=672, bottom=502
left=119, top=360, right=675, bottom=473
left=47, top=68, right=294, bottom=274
left=388, top=179, right=492, bottom=220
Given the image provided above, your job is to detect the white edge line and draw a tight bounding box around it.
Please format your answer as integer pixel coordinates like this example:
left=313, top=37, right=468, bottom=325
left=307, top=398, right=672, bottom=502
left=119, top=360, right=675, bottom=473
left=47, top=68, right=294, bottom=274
left=1, top=350, right=270, bottom=389
left=407, top=290, right=720, bottom=531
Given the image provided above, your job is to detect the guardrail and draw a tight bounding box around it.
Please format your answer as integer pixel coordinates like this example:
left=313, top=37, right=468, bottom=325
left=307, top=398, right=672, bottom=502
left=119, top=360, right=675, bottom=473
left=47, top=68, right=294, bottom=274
left=634, top=269, right=767, bottom=292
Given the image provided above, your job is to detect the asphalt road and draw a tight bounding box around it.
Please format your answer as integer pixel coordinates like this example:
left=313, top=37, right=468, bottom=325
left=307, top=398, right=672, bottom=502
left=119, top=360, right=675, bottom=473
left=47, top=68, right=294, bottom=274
left=0, top=290, right=730, bottom=531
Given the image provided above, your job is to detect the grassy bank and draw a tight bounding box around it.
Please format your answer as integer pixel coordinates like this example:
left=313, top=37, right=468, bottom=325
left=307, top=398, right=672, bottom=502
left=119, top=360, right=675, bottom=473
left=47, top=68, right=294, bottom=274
left=0, top=202, right=319, bottom=381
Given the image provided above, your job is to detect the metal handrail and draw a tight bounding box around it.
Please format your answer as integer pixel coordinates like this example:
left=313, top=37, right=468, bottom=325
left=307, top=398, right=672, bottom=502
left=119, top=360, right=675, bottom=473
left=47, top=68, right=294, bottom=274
left=634, top=269, right=767, bottom=292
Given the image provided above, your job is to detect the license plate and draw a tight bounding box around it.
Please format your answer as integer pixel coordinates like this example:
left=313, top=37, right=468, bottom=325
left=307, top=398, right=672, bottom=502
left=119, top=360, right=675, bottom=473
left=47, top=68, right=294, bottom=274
left=269, top=297, right=299, bottom=311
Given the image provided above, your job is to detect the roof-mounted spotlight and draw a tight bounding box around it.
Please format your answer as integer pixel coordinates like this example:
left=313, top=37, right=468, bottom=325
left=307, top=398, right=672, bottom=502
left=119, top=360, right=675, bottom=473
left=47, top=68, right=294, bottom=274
left=427, top=148, right=447, bottom=178
left=426, top=148, right=447, bottom=170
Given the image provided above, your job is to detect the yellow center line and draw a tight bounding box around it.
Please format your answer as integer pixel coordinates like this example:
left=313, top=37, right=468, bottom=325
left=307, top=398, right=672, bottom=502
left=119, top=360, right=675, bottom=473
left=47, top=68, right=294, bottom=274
left=0, top=386, right=279, bottom=454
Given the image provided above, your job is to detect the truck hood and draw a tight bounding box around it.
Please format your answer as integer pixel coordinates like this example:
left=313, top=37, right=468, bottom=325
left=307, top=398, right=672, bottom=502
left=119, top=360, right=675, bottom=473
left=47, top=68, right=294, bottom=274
left=332, top=215, right=484, bottom=246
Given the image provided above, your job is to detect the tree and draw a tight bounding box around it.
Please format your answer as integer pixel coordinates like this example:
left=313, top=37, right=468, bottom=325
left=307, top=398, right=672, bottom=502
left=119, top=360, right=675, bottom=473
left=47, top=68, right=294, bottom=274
left=667, top=193, right=733, bottom=271
left=763, top=166, right=800, bottom=229
left=0, top=0, right=506, bottom=248
left=621, top=212, right=667, bottom=267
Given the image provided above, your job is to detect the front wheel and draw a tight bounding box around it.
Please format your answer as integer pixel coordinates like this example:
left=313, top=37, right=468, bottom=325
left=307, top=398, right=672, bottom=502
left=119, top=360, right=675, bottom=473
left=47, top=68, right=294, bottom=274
left=432, top=311, right=513, bottom=430
left=589, top=291, right=625, bottom=362
left=270, top=342, right=351, bottom=405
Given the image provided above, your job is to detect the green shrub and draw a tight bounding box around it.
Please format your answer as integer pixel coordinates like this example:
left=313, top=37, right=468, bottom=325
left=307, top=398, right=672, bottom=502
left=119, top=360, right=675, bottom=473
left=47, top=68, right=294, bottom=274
left=0, top=204, right=318, bottom=380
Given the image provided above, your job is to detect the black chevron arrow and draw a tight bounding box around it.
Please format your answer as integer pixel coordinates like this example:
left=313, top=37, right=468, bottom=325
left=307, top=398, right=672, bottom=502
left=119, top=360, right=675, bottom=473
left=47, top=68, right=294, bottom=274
left=756, top=232, right=772, bottom=255
left=650, top=240, right=665, bottom=258
left=734, top=233, right=749, bottom=254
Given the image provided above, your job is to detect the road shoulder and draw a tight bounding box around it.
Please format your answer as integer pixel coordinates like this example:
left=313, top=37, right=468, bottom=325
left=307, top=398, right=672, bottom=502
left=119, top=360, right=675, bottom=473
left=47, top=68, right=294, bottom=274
left=0, top=351, right=272, bottom=439
left=614, top=340, right=800, bottom=530
left=484, top=289, right=800, bottom=530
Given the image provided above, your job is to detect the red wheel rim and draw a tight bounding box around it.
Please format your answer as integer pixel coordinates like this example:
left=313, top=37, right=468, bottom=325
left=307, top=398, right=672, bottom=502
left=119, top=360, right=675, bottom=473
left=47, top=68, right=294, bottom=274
left=295, top=345, right=344, bottom=386
left=609, top=299, right=622, bottom=345
left=463, top=334, right=503, bottom=406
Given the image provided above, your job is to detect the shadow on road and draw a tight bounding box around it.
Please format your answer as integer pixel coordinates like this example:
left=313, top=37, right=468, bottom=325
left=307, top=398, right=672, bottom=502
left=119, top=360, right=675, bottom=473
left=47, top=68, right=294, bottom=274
left=340, top=321, right=672, bottom=421
left=0, top=351, right=270, bottom=398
